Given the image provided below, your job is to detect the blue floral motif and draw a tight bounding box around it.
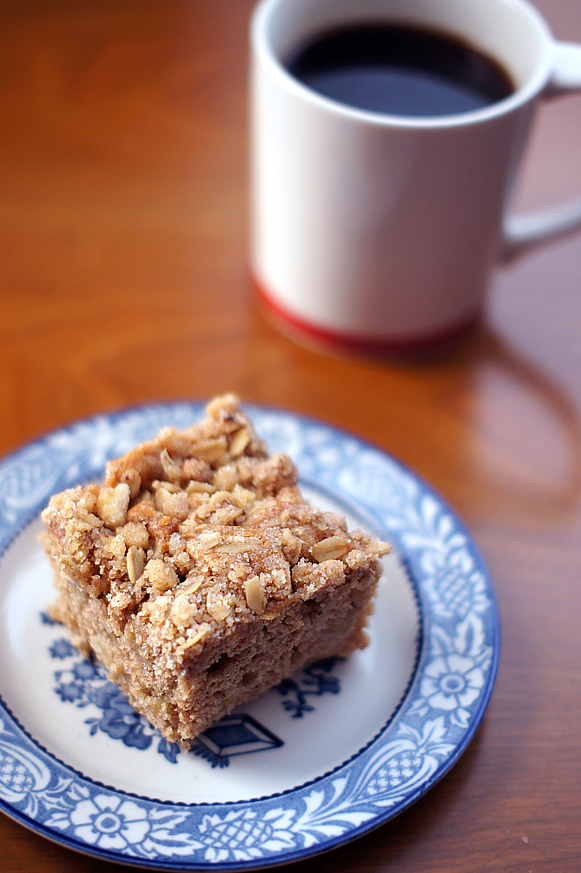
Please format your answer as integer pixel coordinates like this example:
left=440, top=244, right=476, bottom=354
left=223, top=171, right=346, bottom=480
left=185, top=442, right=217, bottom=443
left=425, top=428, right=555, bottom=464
left=55, top=682, right=85, bottom=704
left=49, top=638, right=77, bottom=660
left=407, top=613, right=492, bottom=729
left=66, top=794, right=152, bottom=851
left=42, top=783, right=203, bottom=859
left=419, top=654, right=484, bottom=726
left=87, top=696, right=154, bottom=752
left=72, top=660, right=101, bottom=681
left=277, top=658, right=342, bottom=717
left=40, top=611, right=58, bottom=626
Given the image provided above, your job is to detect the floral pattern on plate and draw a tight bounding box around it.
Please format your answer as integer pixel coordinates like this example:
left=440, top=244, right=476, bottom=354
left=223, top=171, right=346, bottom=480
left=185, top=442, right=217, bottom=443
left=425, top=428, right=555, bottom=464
left=0, top=402, right=499, bottom=869
left=46, top=619, right=341, bottom=768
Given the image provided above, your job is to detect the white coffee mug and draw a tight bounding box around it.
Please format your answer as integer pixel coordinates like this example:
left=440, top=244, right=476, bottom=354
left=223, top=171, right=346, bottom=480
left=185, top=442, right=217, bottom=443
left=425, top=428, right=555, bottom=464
left=250, top=0, right=581, bottom=356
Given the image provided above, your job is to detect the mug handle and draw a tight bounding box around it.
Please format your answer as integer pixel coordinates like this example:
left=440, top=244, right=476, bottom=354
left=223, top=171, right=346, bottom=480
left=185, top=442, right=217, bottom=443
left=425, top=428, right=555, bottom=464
left=501, top=41, right=581, bottom=260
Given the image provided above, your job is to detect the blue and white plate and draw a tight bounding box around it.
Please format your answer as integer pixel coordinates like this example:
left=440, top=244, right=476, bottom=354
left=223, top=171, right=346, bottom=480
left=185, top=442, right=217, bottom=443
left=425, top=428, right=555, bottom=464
left=0, top=402, right=499, bottom=869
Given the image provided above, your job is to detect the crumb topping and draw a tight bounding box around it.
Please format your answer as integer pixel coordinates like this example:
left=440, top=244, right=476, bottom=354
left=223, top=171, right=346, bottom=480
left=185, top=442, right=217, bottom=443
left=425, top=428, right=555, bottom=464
left=42, top=394, right=389, bottom=663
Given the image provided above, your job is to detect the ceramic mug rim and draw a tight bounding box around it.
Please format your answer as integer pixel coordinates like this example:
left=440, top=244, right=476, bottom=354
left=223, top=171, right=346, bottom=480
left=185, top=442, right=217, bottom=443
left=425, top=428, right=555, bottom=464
left=251, top=0, right=555, bottom=129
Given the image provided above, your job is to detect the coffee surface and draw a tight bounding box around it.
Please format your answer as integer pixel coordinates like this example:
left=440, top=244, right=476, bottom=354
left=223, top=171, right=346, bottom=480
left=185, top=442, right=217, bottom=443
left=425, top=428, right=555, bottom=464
left=286, top=24, right=514, bottom=117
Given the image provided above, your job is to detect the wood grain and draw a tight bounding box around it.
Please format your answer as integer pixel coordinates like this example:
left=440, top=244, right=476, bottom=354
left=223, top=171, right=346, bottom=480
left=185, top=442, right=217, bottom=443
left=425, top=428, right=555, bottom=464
left=1, top=1, right=580, bottom=870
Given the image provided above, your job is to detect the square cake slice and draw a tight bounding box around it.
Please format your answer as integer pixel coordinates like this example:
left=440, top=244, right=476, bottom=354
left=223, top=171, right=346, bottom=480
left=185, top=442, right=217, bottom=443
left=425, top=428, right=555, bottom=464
left=42, top=394, right=389, bottom=745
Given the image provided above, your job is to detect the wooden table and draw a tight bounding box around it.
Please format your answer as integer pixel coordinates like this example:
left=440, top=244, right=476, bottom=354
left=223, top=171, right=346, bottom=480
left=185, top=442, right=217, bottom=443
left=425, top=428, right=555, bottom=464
left=1, top=1, right=580, bottom=870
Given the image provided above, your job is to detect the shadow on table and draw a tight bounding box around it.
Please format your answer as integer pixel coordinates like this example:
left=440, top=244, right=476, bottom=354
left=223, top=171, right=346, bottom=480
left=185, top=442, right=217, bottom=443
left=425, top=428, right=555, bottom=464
left=434, top=323, right=581, bottom=521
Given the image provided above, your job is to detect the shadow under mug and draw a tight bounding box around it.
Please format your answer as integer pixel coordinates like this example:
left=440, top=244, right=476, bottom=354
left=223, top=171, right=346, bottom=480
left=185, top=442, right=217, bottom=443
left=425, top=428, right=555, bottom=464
left=250, top=0, right=581, bottom=358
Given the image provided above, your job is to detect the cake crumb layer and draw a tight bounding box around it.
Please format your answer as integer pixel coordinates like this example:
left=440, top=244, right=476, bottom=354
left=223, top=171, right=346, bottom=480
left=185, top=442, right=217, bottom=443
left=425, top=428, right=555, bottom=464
left=42, top=394, right=389, bottom=745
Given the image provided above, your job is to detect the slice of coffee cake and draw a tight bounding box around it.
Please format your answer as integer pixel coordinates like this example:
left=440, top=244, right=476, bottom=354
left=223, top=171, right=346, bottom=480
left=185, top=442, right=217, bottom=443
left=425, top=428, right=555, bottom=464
left=42, top=394, right=389, bottom=745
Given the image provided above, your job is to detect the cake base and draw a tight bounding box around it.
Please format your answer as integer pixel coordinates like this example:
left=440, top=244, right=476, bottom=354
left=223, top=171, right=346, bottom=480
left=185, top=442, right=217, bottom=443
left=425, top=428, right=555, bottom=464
left=43, top=394, right=389, bottom=745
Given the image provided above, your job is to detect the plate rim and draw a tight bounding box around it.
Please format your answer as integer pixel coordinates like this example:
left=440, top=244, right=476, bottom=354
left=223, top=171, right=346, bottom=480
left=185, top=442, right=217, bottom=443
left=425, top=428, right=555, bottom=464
left=0, top=400, right=500, bottom=870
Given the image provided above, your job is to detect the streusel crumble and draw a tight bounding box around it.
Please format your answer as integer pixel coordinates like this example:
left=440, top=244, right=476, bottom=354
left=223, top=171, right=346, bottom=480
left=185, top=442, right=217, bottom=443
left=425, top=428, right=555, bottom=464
left=42, top=394, right=389, bottom=745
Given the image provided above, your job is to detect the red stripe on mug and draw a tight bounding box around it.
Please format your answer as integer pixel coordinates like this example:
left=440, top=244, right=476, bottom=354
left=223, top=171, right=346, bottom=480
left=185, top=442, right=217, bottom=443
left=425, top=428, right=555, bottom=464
left=254, top=279, right=480, bottom=359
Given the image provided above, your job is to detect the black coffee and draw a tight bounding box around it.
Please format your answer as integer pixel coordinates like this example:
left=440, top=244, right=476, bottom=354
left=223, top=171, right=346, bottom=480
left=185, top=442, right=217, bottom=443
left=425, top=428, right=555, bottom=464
left=286, top=24, right=514, bottom=117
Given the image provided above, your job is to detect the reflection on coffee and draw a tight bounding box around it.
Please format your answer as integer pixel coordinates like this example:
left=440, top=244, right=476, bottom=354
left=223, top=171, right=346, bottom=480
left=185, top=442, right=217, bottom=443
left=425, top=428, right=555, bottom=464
left=286, top=24, right=514, bottom=117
